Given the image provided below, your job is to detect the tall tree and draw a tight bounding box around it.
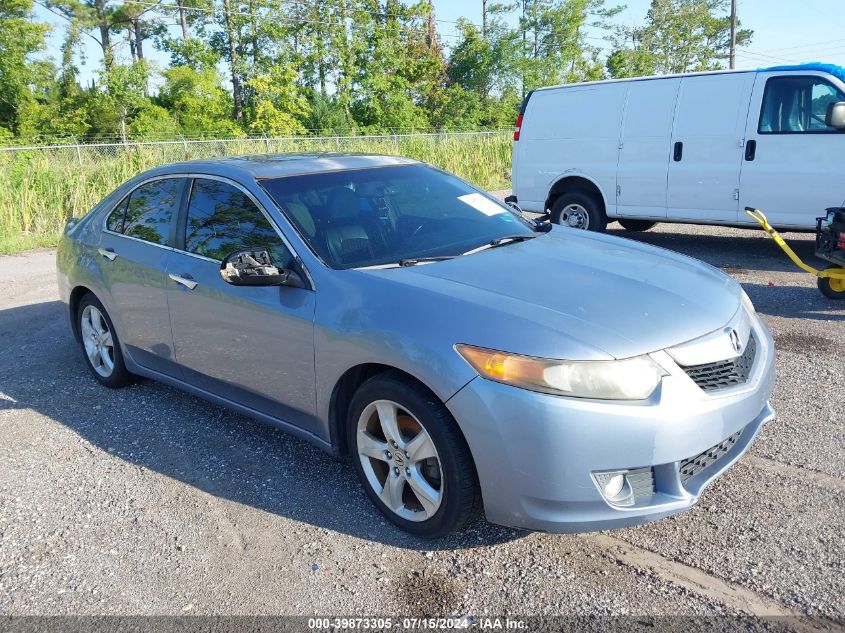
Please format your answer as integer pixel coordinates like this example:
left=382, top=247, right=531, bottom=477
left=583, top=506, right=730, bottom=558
left=518, top=0, right=617, bottom=91
left=606, top=0, right=752, bottom=78
left=45, top=0, right=118, bottom=69
left=217, top=0, right=245, bottom=121
left=0, top=0, right=50, bottom=133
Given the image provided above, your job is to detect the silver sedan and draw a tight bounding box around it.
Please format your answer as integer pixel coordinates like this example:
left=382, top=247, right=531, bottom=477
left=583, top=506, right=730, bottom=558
left=56, top=154, right=775, bottom=537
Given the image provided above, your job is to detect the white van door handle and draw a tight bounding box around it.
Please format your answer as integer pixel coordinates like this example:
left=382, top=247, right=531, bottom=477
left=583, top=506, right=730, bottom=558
left=169, top=273, right=198, bottom=290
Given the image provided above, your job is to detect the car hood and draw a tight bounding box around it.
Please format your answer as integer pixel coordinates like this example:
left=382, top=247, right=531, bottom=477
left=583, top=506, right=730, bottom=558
left=364, top=228, right=741, bottom=360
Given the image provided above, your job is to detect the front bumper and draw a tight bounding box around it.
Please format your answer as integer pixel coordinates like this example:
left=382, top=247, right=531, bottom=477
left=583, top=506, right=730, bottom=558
left=446, top=317, right=776, bottom=533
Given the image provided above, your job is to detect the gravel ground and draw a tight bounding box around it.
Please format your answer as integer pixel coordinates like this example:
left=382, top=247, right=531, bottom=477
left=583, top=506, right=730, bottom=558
left=0, top=214, right=843, bottom=620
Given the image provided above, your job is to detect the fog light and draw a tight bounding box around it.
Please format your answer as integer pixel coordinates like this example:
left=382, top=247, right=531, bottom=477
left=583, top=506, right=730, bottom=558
left=593, top=470, right=635, bottom=507
left=604, top=474, right=626, bottom=498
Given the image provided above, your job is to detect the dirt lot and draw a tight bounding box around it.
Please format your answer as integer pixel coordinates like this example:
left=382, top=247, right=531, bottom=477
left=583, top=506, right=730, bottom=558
left=0, top=219, right=843, bottom=620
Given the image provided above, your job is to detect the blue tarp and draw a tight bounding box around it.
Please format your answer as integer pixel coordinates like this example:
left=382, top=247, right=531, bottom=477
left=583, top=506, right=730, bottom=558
left=760, top=62, right=845, bottom=83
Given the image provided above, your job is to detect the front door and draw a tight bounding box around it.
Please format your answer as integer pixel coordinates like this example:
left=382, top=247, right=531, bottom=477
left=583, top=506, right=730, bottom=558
left=667, top=73, right=755, bottom=223
left=97, top=177, right=185, bottom=376
left=739, top=72, right=845, bottom=229
left=166, top=177, right=318, bottom=432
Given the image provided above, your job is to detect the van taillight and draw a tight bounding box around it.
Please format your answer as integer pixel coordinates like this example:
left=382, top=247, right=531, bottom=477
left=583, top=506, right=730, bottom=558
left=513, top=114, right=523, bottom=141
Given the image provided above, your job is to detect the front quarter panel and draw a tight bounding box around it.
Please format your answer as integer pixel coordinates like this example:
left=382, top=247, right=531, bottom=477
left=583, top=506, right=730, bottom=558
left=313, top=271, right=480, bottom=444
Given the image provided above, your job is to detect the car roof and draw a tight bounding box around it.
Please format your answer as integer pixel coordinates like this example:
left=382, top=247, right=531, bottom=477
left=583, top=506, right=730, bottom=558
left=141, top=153, right=422, bottom=181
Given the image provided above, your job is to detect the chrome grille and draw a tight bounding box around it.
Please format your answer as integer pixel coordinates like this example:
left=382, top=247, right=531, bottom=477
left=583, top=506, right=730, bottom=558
left=679, top=431, right=741, bottom=483
left=682, top=334, right=756, bottom=392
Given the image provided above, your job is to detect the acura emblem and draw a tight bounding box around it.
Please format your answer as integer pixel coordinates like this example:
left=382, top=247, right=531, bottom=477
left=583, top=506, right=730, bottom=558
left=729, top=329, right=742, bottom=353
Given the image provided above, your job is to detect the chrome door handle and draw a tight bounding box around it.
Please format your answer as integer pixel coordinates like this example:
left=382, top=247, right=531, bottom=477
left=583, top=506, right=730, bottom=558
left=98, top=247, right=117, bottom=261
left=169, top=273, right=198, bottom=290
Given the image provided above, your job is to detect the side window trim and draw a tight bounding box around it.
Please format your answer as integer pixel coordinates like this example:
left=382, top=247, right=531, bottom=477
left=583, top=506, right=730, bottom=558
left=101, top=175, right=187, bottom=251
left=176, top=173, right=314, bottom=289
left=758, top=74, right=845, bottom=135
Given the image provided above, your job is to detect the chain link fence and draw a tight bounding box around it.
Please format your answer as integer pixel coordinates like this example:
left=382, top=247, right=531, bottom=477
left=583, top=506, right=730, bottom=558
left=0, top=130, right=511, bottom=165
left=1, top=130, right=513, bottom=250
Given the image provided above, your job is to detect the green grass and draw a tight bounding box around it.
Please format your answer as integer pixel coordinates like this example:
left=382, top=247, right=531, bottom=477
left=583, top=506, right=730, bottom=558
left=0, top=132, right=512, bottom=255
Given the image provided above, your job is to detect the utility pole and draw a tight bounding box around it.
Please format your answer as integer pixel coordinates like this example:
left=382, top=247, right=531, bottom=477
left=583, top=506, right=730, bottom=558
left=729, top=0, right=737, bottom=69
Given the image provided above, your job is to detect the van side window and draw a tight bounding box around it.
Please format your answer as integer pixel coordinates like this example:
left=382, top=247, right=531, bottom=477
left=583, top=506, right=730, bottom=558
left=759, top=76, right=845, bottom=133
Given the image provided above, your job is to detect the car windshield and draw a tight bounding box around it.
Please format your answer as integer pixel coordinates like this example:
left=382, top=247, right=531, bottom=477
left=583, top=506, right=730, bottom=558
left=259, top=164, right=534, bottom=270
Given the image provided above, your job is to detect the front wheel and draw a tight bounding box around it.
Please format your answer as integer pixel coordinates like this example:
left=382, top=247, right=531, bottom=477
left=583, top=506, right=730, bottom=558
left=818, top=267, right=845, bottom=300
left=618, top=219, right=657, bottom=232
left=550, top=192, right=606, bottom=232
left=347, top=372, right=481, bottom=538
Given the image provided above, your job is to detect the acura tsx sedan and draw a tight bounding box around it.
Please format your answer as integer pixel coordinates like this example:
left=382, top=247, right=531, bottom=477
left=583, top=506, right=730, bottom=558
left=56, top=154, right=775, bottom=538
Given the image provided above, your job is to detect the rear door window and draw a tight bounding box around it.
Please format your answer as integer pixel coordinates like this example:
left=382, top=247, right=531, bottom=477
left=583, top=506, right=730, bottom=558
left=108, top=178, right=182, bottom=245
left=106, top=197, right=128, bottom=233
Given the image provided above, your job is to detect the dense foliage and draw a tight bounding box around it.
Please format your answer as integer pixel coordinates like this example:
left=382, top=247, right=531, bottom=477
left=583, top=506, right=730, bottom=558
left=0, top=0, right=750, bottom=142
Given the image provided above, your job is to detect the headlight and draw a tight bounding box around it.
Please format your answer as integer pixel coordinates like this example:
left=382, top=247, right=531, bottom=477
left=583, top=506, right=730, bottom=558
left=740, top=289, right=756, bottom=314
left=455, top=345, right=667, bottom=400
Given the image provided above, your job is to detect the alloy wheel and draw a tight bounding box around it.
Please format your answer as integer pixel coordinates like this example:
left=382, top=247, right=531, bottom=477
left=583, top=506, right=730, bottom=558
left=356, top=399, right=443, bottom=522
left=80, top=305, right=115, bottom=378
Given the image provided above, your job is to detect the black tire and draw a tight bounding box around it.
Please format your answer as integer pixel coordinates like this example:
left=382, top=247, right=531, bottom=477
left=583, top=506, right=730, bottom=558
left=618, top=219, right=657, bottom=232
left=77, top=293, right=132, bottom=388
left=817, top=267, right=845, bottom=300
left=550, top=191, right=607, bottom=232
left=347, top=371, right=482, bottom=538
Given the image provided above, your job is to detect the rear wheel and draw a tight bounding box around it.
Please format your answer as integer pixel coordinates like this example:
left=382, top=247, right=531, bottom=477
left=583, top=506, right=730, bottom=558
left=817, top=267, right=845, bottom=300
left=347, top=372, right=481, bottom=538
left=618, top=219, right=657, bottom=232
left=550, top=192, right=606, bottom=232
left=77, top=294, right=131, bottom=388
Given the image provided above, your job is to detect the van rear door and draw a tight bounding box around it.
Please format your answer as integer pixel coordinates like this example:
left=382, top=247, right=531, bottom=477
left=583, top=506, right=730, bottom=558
left=738, top=71, right=845, bottom=229
left=616, top=78, right=680, bottom=219
left=666, top=73, right=755, bottom=223
left=515, top=83, right=626, bottom=214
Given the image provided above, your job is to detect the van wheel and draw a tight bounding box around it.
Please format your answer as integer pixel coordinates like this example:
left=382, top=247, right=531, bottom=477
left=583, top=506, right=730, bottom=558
left=551, top=192, right=606, bottom=232
left=618, top=219, right=657, bottom=232
left=347, top=372, right=482, bottom=538
left=817, top=267, right=845, bottom=300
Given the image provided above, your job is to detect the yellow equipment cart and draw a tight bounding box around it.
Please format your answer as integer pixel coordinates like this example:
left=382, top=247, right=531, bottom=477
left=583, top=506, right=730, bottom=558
left=745, top=207, right=845, bottom=300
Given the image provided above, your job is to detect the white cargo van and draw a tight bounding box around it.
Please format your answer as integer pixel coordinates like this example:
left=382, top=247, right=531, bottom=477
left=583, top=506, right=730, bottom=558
left=510, top=63, right=845, bottom=232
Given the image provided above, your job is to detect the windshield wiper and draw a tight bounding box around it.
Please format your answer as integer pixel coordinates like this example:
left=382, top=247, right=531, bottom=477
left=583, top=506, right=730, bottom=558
left=398, top=255, right=460, bottom=267
left=397, top=234, right=540, bottom=267
left=462, top=233, right=541, bottom=256
left=489, top=234, right=541, bottom=247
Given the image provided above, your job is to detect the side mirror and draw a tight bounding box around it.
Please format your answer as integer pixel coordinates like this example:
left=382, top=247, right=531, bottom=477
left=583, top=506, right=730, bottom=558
left=825, top=101, right=845, bottom=129
left=220, top=249, right=305, bottom=288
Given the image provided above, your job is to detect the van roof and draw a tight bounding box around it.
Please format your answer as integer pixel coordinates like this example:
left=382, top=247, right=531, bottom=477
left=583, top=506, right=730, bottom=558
left=529, top=62, right=845, bottom=94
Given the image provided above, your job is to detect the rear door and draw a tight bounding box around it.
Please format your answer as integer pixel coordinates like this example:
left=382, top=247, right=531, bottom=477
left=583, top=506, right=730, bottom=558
left=97, top=177, right=185, bottom=376
left=739, top=71, right=845, bottom=228
left=667, top=73, right=755, bottom=222
left=616, top=78, right=680, bottom=219
left=516, top=83, right=627, bottom=214
left=165, top=177, right=318, bottom=432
